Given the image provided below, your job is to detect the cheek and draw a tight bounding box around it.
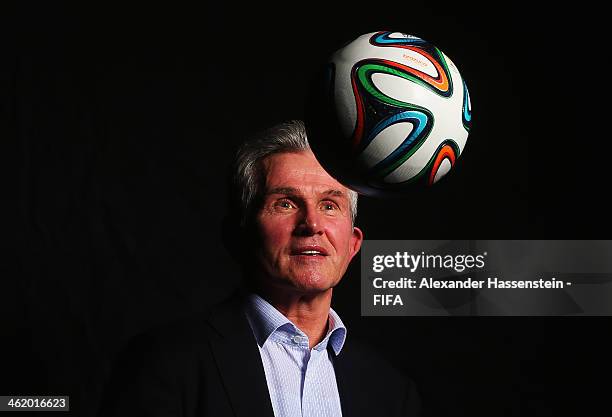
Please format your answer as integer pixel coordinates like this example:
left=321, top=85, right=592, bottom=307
left=257, top=218, right=292, bottom=252
left=328, top=223, right=355, bottom=257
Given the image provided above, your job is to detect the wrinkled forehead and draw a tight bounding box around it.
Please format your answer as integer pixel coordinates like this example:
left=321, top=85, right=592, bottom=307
left=261, top=151, right=349, bottom=197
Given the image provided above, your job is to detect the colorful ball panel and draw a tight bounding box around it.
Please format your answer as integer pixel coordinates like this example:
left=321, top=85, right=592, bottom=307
left=309, top=31, right=471, bottom=196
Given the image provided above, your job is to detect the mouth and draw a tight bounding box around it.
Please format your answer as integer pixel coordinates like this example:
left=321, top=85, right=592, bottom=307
left=290, top=245, right=329, bottom=257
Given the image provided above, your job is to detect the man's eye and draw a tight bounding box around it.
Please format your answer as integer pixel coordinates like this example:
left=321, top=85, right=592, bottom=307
left=275, top=200, right=294, bottom=209
left=322, top=201, right=338, bottom=211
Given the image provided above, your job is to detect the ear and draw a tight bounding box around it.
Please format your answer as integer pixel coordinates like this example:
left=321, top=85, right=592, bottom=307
left=348, top=226, right=364, bottom=261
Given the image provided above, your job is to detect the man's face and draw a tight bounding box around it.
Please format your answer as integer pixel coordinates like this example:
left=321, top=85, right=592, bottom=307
left=252, top=150, right=363, bottom=295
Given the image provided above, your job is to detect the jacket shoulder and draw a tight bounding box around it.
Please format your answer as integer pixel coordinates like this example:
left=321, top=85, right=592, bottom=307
left=99, top=294, right=249, bottom=417
left=337, top=337, right=421, bottom=417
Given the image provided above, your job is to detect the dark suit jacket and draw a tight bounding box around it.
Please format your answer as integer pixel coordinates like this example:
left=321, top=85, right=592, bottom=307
left=99, top=293, right=420, bottom=417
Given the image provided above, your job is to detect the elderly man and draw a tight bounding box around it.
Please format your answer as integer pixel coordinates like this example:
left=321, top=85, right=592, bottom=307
left=100, top=120, right=420, bottom=417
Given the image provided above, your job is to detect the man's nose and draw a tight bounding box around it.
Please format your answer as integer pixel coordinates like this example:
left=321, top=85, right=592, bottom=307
left=294, top=204, right=324, bottom=236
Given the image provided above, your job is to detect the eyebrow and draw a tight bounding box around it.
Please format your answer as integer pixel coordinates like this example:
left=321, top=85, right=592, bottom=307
left=267, top=187, right=299, bottom=196
left=267, top=187, right=347, bottom=199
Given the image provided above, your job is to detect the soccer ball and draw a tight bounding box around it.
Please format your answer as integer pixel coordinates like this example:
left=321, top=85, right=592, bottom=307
left=306, top=31, right=471, bottom=197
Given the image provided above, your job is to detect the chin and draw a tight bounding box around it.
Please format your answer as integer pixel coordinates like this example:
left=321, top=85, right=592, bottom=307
left=288, top=271, right=338, bottom=294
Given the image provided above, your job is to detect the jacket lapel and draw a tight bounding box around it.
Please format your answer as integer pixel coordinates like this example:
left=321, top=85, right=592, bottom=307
left=206, top=294, right=275, bottom=417
left=333, top=341, right=368, bottom=417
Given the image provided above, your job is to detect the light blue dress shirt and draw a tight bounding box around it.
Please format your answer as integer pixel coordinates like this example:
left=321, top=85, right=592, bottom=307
left=244, top=293, right=347, bottom=417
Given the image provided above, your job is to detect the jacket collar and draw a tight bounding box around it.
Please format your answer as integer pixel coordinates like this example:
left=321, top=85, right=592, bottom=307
left=205, top=292, right=275, bottom=417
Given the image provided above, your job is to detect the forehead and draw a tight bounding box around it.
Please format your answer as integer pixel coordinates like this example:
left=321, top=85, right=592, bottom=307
left=261, top=151, right=348, bottom=195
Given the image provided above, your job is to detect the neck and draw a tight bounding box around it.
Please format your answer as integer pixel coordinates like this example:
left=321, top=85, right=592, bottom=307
left=257, top=287, right=333, bottom=349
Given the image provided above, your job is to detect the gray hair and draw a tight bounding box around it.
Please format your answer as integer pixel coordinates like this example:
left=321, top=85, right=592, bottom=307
left=231, top=120, right=358, bottom=227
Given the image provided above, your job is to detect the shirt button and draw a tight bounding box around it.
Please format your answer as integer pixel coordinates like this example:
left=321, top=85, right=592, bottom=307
left=291, top=335, right=307, bottom=344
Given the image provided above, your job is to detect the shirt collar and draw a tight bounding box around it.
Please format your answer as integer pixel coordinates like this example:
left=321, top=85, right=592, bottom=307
left=244, top=293, right=347, bottom=355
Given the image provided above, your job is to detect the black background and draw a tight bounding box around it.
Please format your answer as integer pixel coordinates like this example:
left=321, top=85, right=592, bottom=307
left=2, top=2, right=609, bottom=417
